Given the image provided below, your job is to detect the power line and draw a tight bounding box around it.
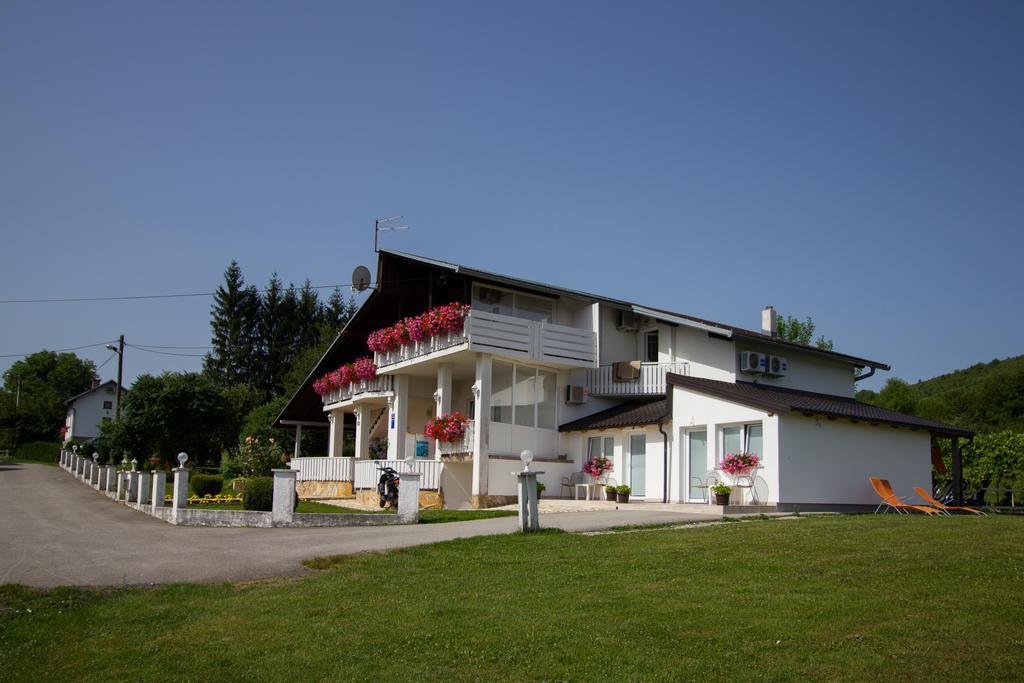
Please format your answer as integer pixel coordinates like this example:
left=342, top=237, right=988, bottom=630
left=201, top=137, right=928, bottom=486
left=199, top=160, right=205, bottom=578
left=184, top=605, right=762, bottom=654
left=95, top=352, right=118, bottom=371
left=0, top=282, right=353, bottom=305
left=132, top=343, right=213, bottom=350
left=124, top=344, right=206, bottom=358
left=0, top=341, right=116, bottom=359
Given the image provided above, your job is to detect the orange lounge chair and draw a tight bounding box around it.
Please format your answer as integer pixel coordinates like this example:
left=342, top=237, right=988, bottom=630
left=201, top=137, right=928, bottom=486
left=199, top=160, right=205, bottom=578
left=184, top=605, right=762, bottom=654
left=870, top=477, right=942, bottom=515
left=913, top=486, right=986, bottom=516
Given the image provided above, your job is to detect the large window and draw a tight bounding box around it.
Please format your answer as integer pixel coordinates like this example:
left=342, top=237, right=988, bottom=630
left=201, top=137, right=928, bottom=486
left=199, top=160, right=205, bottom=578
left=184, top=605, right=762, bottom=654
left=491, top=361, right=557, bottom=429
left=721, top=423, right=763, bottom=458
left=587, top=436, right=614, bottom=461
left=473, top=284, right=554, bottom=323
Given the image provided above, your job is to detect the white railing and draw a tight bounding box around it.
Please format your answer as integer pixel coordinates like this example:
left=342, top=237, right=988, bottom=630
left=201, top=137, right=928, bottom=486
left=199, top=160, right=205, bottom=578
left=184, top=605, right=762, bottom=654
left=437, top=421, right=474, bottom=457
left=354, top=459, right=443, bottom=490
left=322, top=375, right=394, bottom=406
left=290, top=456, right=355, bottom=482
left=373, top=309, right=597, bottom=370
left=585, top=361, right=690, bottom=396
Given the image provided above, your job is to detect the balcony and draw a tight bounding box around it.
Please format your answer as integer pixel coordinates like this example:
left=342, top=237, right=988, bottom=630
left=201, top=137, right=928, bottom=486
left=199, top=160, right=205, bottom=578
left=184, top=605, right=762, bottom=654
left=321, top=375, right=394, bottom=407
left=585, top=362, right=689, bottom=397
left=436, top=420, right=474, bottom=459
left=373, top=309, right=597, bottom=372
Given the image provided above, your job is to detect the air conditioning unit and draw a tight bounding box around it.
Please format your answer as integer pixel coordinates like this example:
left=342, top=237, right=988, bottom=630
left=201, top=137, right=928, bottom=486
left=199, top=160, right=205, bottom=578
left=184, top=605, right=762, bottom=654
left=739, top=351, right=767, bottom=374
left=767, top=355, right=789, bottom=376
left=617, top=310, right=642, bottom=332
left=565, top=385, right=588, bottom=404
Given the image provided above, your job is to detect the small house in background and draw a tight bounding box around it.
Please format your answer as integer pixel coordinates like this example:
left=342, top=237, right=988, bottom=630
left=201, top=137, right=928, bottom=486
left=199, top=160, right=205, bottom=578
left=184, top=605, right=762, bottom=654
left=63, top=380, right=121, bottom=443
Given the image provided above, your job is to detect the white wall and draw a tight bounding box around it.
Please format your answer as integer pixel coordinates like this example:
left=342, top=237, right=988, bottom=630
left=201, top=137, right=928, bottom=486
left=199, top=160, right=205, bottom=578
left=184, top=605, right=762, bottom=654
left=598, top=305, right=638, bottom=365
left=671, top=386, right=779, bottom=504
left=737, top=340, right=857, bottom=397
left=671, top=326, right=736, bottom=382
left=68, top=385, right=117, bottom=440
left=486, top=456, right=579, bottom=497
left=778, top=414, right=931, bottom=505
left=562, top=426, right=668, bottom=501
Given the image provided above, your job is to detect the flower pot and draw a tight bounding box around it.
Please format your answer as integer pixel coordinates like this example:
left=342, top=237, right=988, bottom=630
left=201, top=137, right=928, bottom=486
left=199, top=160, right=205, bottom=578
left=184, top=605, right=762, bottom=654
left=617, top=492, right=630, bottom=503
left=606, top=489, right=617, bottom=501
left=714, top=492, right=730, bottom=506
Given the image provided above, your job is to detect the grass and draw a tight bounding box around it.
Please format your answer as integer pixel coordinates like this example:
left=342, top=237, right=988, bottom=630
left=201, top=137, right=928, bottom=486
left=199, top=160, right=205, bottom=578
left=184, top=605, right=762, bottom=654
left=2, top=516, right=1022, bottom=681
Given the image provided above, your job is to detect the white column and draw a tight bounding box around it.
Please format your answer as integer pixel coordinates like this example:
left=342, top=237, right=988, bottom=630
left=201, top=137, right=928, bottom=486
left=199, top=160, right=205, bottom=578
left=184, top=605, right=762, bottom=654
left=272, top=469, right=297, bottom=525
left=516, top=470, right=542, bottom=532
left=293, top=425, right=302, bottom=460
left=434, top=363, right=453, bottom=458
left=151, top=470, right=167, bottom=510
left=354, top=404, right=372, bottom=459
left=327, top=411, right=346, bottom=458
left=398, top=471, right=421, bottom=523
left=104, top=466, right=116, bottom=493
left=172, top=468, right=189, bottom=510
left=472, top=355, right=491, bottom=502
left=137, top=472, right=152, bottom=507
left=387, top=375, right=409, bottom=461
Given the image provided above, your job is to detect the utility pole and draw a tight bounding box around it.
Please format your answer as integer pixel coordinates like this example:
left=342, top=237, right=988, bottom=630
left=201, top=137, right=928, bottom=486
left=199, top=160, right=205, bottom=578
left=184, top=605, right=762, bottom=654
left=106, top=335, right=125, bottom=422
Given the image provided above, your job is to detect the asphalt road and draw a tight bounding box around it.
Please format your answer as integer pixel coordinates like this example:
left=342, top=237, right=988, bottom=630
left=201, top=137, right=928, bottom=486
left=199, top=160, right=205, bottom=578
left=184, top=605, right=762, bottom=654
left=0, top=463, right=713, bottom=588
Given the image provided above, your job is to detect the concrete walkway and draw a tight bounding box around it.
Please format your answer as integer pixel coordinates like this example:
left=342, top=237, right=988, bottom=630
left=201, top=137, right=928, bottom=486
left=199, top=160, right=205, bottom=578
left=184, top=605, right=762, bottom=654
left=0, top=463, right=719, bottom=588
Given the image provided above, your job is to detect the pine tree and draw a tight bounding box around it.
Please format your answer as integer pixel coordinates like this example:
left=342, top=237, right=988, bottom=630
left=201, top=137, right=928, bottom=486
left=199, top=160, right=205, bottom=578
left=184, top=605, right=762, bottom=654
left=293, top=279, right=323, bottom=353
left=258, top=273, right=289, bottom=396
left=204, top=261, right=259, bottom=385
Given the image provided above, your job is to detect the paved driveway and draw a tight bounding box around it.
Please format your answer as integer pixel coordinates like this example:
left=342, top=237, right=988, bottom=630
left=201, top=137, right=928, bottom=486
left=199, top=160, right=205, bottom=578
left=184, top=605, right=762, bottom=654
left=0, top=464, right=716, bottom=588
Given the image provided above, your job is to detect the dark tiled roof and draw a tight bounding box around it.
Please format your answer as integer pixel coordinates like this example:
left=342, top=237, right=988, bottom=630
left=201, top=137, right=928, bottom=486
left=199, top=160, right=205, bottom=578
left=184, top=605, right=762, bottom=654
left=559, top=398, right=669, bottom=432
left=666, top=374, right=973, bottom=438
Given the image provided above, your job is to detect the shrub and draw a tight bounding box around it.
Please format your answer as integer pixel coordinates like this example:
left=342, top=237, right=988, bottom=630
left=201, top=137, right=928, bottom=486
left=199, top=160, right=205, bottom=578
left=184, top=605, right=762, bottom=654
left=242, top=477, right=274, bottom=511
left=616, top=485, right=631, bottom=494
left=236, top=436, right=285, bottom=477
left=219, top=456, right=244, bottom=479
left=191, top=474, right=223, bottom=497
left=15, top=441, right=61, bottom=463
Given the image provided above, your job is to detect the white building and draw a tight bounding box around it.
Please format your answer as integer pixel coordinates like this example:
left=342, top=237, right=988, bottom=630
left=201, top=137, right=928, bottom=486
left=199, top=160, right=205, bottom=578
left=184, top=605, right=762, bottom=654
left=277, top=250, right=970, bottom=510
left=63, top=380, right=120, bottom=442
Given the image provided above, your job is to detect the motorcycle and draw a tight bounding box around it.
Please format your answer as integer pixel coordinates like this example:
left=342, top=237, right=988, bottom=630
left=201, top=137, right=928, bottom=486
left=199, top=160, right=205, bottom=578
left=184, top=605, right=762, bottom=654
left=376, top=465, right=400, bottom=508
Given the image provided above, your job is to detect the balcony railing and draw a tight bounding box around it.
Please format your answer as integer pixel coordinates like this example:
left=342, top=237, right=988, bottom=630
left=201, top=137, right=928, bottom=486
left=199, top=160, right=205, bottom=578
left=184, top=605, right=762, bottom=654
left=290, top=456, right=355, bottom=482
left=373, top=309, right=597, bottom=370
left=354, top=459, right=443, bottom=491
left=321, top=375, right=394, bottom=406
left=585, top=362, right=689, bottom=397
left=437, top=420, right=474, bottom=457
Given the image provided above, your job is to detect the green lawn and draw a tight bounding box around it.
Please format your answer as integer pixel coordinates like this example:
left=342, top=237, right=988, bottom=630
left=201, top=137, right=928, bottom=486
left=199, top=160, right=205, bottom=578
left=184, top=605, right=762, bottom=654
left=2, top=516, right=1022, bottom=681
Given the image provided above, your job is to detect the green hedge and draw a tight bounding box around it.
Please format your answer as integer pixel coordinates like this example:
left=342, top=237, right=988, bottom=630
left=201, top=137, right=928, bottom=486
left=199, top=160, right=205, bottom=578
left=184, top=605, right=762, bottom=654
left=191, top=474, right=224, bottom=497
left=242, top=477, right=274, bottom=511
left=15, top=441, right=61, bottom=463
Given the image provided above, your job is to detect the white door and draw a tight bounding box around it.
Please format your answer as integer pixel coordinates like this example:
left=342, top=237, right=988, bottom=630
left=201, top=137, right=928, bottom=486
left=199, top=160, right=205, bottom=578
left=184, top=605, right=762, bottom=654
left=686, top=429, right=708, bottom=502
left=629, top=433, right=646, bottom=497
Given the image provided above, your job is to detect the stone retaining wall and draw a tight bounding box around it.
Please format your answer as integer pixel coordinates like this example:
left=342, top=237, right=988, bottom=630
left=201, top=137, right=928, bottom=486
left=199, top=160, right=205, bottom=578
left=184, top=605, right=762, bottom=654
left=296, top=480, right=354, bottom=499
left=356, top=488, right=442, bottom=509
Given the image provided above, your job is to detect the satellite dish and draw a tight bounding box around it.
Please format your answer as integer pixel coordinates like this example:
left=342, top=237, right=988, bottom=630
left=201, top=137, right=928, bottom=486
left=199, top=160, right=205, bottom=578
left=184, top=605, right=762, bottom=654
left=352, top=265, right=372, bottom=292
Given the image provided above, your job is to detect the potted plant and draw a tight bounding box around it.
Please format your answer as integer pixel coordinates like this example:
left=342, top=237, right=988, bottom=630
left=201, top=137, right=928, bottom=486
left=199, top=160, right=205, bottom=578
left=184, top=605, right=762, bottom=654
left=616, top=485, right=631, bottom=503
left=605, top=484, right=617, bottom=501
left=536, top=481, right=546, bottom=498
left=711, top=483, right=732, bottom=506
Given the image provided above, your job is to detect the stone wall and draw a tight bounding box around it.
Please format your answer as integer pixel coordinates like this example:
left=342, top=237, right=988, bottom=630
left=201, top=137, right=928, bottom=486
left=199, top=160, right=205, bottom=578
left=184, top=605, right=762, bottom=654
left=296, top=480, right=354, bottom=499
left=471, top=494, right=517, bottom=509
left=356, top=488, right=443, bottom=509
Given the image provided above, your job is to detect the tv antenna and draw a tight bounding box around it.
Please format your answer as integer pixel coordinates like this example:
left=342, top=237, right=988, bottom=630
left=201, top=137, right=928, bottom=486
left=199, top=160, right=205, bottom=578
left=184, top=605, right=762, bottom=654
left=374, top=215, right=408, bottom=252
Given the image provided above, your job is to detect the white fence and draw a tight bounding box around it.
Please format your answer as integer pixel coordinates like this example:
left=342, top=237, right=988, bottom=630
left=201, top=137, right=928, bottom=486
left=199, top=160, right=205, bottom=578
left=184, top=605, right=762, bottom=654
left=437, top=420, right=474, bottom=457
left=354, top=459, right=443, bottom=490
left=373, top=309, right=597, bottom=370
left=585, top=362, right=689, bottom=396
left=290, top=457, right=355, bottom=482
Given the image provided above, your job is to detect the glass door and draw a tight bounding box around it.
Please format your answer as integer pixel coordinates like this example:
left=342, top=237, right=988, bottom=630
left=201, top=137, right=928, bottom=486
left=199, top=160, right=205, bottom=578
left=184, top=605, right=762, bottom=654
left=629, top=433, right=646, bottom=497
left=687, top=430, right=708, bottom=501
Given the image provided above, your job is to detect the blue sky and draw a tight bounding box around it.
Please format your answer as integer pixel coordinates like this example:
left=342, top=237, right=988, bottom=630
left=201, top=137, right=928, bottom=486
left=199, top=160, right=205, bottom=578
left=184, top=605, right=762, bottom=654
left=1, top=0, right=1021, bottom=391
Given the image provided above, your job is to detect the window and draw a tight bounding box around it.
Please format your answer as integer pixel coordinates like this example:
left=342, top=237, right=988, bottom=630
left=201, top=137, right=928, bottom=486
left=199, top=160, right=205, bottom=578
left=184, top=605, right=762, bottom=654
left=587, top=436, right=614, bottom=461
left=491, top=361, right=513, bottom=424
left=473, top=284, right=554, bottom=323
left=490, top=362, right=557, bottom=430
left=102, top=401, right=113, bottom=410
left=644, top=330, right=659, bottom=362
left=721, top=423, right=763, bottom=457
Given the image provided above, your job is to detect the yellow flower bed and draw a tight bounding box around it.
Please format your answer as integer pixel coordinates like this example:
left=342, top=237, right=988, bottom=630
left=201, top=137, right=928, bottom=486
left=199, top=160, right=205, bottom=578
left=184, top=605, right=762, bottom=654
left=162, top=493, right=243, bottom=504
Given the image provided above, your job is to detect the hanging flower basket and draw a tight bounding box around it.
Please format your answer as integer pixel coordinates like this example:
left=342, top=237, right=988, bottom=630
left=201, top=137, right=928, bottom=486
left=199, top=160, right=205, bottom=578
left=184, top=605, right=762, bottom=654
left=367, top=302, right=470, bottom=352
left=425, top=412, right=470, bottom=443
left=583, top=456, right=613, bottom=481
left=312, top=357, right=378, bottom=396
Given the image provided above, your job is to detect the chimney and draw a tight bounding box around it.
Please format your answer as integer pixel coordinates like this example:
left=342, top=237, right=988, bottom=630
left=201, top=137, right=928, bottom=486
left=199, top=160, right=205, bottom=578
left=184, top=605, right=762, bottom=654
left=91, top=378, right=101, bottom=389
left=762, top=305, right=777, bottom=337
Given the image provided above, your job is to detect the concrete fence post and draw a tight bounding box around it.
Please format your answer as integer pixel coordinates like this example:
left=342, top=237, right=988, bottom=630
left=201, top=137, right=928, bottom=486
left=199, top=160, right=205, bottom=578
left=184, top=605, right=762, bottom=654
left=271, top=469, right=297, bottom=525
left=116, top=471, right=126, bottom=501
left=137, top=472, right=152, bottom=507
left=104, top=466, right=116, bottom=494
left=77, top=456, right=86, bottom=479
left=172, top=468, right=189, bottom=510
left=90, top=460, right=101, bottom=488
left=515, top=470, right=543, bottom=532
left=397, top=471, right=422, bottom=524
left=126, top=471, right=139, bottom=503
left=151, top=470, right=167, bottom=511
left=98, top=465, right=108, bottom=491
